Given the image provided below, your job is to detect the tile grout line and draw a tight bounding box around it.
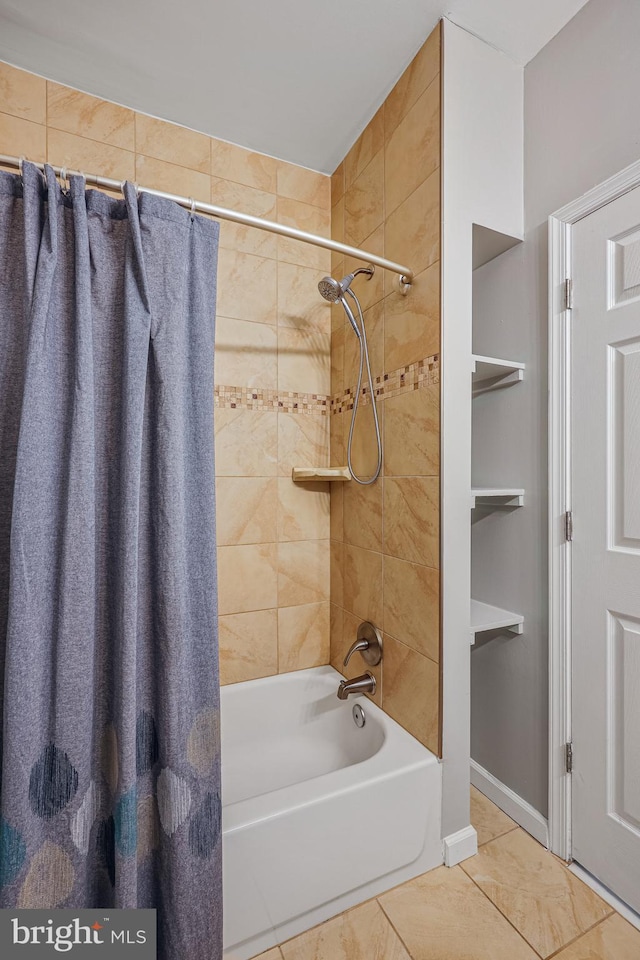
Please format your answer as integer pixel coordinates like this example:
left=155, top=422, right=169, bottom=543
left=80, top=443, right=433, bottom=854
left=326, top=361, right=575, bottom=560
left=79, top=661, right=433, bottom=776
left=461, top=829, right=618, bottom=959
left=459, top=853, right=551, bottom=959
left=378, top=630, right=439, bottom=669
left=274, top=896, right=382, bottom=955
left=544, top=910, right=616, bottom=960
left=375, top=896, right=420, bottom=960
left=476, top=822, right=520, bottom=847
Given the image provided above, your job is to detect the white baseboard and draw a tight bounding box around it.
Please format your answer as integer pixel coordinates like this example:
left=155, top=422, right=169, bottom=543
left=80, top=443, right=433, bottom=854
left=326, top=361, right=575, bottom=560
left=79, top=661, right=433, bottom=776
left=443, top=824, right=478, bottom=866
left=471, top=759, right=549, bottom=848
left=568, top=863, right=640, bottom=931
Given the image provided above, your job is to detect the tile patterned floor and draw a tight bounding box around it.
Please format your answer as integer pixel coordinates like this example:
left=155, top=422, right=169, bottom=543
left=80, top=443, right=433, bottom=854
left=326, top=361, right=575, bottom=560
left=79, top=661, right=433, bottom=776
left=254, top=786, right=640, bottom=960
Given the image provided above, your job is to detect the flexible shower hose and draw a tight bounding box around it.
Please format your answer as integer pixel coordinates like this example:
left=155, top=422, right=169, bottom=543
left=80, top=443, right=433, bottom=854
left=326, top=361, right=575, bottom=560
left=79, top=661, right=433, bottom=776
left=341, top=288, right=382, bottom=485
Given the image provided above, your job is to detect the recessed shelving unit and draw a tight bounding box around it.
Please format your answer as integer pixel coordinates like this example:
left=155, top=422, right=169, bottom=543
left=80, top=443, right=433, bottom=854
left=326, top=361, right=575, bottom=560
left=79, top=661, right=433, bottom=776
left=472, top=355, right=525, bottom=395
left=470, top=234, right=526, bottom=652
left=470, top=599, right=524, bottom=644
left=471, top=488, right=524, bottom=508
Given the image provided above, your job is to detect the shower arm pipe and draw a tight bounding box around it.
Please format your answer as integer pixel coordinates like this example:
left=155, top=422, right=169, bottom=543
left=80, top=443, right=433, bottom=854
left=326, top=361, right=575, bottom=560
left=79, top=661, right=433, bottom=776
left=0, top=154, right=414, bottom=289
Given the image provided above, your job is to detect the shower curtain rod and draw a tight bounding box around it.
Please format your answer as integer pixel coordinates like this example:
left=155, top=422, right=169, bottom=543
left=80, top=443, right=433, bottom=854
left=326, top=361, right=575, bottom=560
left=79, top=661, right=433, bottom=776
left=0, top=154, right=414, bottom=289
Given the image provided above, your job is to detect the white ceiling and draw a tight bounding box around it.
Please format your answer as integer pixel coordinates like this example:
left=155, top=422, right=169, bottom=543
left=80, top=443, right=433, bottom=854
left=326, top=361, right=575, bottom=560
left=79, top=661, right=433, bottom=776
left=0, top=0, right=589, bottom=174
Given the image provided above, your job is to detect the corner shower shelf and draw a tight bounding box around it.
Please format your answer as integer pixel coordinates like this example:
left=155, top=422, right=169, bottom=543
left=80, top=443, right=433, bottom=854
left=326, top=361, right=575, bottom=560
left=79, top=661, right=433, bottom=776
left=292, top=467, right=351, bottom=482
left=472, top=355, right=525, bottom=395
left=471, top=488, right=525, bottom=508
left=470, top=599, right=524, bottom=643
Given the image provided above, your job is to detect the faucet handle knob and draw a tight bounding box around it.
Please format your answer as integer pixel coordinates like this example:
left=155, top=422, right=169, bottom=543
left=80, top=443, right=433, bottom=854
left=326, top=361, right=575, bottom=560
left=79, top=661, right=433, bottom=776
left=343, top=621, right=383, bottom=667
left=343, top=638, right=369, bottom=667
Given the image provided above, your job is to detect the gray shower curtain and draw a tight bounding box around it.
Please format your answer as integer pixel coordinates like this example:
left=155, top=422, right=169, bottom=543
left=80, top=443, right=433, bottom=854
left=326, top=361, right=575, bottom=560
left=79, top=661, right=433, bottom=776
left=0, top=162, right=221, bottom=958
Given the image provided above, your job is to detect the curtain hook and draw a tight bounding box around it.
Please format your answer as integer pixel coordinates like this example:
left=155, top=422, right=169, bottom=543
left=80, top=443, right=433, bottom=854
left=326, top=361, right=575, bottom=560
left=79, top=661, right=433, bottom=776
left=120, top=180, right=127, bottom=198
left=18, top=156, right=25, bottom=176
left=60, top=166, right=67, bottom=192
left=189, top=197, right=196, bottom=219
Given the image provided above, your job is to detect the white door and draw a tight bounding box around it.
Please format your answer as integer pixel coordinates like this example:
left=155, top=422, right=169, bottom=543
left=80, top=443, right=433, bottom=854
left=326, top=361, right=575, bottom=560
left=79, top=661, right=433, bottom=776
left=572, top=184, right=640, bottom=911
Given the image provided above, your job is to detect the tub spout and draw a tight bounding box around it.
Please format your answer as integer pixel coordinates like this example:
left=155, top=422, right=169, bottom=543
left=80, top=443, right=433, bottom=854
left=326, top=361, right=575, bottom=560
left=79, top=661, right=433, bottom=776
left=337, top=672, right=376, bottom=700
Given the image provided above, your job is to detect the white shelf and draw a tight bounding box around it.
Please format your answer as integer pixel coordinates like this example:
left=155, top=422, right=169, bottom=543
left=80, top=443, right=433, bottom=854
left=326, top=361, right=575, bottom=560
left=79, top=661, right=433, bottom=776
left=292, top=466, right=351, bottom=482
left=471, top=488, right=524, bottom=508
left=470, top=599, right=524, bottom=643
left=472, top=225, right=522, bottom=270
left=472, top=355, right=525, bottom=395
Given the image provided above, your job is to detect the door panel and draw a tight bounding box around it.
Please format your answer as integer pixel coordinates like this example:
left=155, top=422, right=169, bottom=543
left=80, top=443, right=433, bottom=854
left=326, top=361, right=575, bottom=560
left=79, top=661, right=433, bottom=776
left=611, top=338, right=640, bottom=551
left=572, top=185, right=640, bottom=912
left=610, top=227, right=640, bottom=307
left=609, top=612, right=640, bottom=832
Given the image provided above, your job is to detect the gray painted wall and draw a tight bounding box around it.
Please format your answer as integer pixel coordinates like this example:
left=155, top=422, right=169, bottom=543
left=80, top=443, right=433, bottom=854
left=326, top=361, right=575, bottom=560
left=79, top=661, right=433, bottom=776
left=471, top=0, right=640, bottom=816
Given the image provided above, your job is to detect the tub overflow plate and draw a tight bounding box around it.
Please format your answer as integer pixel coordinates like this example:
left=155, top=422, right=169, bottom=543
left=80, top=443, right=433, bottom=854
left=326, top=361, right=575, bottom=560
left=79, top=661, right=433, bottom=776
left=352, top=703, right=366, bottom=728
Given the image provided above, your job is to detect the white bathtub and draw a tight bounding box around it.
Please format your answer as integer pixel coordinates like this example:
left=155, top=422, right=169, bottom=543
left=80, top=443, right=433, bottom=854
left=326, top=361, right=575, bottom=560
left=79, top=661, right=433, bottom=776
left=221, top=665, right=442, bottom=959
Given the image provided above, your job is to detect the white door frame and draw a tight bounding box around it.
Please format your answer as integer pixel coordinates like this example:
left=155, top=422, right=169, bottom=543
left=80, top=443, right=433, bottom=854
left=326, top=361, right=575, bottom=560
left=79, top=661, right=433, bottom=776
left=548, top=157, right=640, bottom=860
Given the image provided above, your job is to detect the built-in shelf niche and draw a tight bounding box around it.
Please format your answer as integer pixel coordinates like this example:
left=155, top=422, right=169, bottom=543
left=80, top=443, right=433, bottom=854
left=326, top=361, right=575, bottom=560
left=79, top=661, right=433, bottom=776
left=471, top=226, right=526, bottom=650
left=470, top=599, right=524, bottom=644
left=472, top=355, right=525, bottom=395
left=471, top=488, right=524, bottom=508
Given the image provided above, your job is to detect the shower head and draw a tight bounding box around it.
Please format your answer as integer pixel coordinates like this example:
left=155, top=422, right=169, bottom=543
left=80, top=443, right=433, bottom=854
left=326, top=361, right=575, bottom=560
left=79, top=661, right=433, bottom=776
left=317, top=276, right=343, bottom=302
left=317, top=266, right=374, bottom=302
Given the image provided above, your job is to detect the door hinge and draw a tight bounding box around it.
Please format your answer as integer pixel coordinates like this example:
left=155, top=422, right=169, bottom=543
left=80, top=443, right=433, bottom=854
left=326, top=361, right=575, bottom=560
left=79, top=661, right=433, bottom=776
left=565, top=742, right=573, bottom=774
left=564, top=278, right=574, bottom=310
left=565, top=510, right=573, bottom=541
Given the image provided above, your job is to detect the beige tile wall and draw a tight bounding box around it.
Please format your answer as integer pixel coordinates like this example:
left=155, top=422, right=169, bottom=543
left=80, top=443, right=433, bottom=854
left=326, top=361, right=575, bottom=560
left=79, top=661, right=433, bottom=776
left=0, top=60, right=333, bottom=684
left=1, top=33, right=441, bottom=720
left=329, top=23, right=442, bottom=754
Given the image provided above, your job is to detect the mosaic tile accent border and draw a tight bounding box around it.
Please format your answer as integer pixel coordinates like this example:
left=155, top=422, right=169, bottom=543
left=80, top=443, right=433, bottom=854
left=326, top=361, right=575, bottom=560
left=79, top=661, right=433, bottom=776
left=214, top=355, right=439, bottom=416
left=332, top=354, right=439, bottom=414
left=215, top=385, right=329, bottom=415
